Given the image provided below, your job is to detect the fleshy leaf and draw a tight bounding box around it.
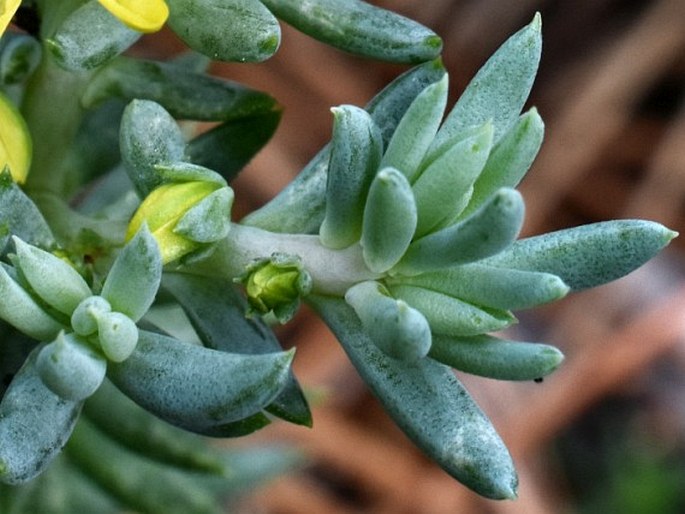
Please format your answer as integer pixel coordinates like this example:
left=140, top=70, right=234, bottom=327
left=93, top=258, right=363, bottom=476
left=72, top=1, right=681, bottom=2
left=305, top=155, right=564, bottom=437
left=12, top=237, right=91, bottom=316
left=427, top=12, right=542, bottom=158
left=430, top=334, right=564, bottom=381
left=390, top=263, right=569, bottom=311
left=388, top=284, right=516, bottom=336
left=174, top=186, right=233, bottom=243
left=47, top=0, right=140, bottom=71
left=83, top=56, right=277, bottom=121
left=345, top=281, right=431, bottom=362
left=319, top=105, right=383, bottom=249
left=241, top=58, right=446, bottom=234
left=0, top=346, right=82, bottom=485
left=36, top=332, right=107, bottom=401
left=379, top=75, right=448, bottom=181
left=119, top=99, right=185, bottom=197
left=482, top=220, right=678, bottom=290
left=394, top=188, right=525, bottom=275
left=462, top=108, right=544, bottom=218
left=411, top=121, right=494, bottom=236
left=0, top=170, right=54, bottom=252
left=261, top=0, right=442, bottom=63
left=107, top=330, right=294, bottom=436
left=0, top=263, right=64, bottom=341
left=101, top=225, right=162, bottom=322
left=0, top=32, right=42, bottom=85
left=361, top=167, right=417, bottom=273
left=66, top=418, right=223, bottom=514
left=84, top=379, right=228, bottom=474
left=162, top=272, right=312, bottom=427
left=309, top=295, right=518, bottom=500
left=166, top=0, right=280, bottom=62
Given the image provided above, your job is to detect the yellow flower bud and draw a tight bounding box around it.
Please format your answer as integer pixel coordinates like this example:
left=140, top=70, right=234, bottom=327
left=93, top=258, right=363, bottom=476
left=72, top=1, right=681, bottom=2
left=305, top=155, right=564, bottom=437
left=98, top=0, right=169, bottom=34
left=0, top=0, right=21, bottom=35
left=127, top=180, right=221, bottom=264
left=0, top=90, right=32, bottom=184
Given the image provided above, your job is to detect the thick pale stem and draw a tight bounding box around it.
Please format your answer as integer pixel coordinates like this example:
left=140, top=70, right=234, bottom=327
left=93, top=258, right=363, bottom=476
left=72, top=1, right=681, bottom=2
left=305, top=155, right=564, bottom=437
left=193, top=223, right=380, bottom=296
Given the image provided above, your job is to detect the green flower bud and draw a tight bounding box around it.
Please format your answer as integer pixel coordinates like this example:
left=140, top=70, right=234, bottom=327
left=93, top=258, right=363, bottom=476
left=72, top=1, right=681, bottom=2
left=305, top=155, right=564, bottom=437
left=242, top=253, right=312, bottom=323
left=127, top=180, right=232, bottom=264
left=36, top=332, right=107, bottom=401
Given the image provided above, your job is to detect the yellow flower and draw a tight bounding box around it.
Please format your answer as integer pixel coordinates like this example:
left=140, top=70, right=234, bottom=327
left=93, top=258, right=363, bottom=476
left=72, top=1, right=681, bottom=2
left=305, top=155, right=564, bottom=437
left=98, top=0, right=169, bottom=34
left=0, top=90, right=32, bottom=183
left=127, top=180, right=222, bottom=264
left=0, top=0, right=21, bottom=35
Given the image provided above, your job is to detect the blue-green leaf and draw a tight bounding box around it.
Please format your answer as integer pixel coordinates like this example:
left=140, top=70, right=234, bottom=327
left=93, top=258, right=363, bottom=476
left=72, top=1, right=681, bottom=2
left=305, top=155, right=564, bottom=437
left=162, top=272, right=312, bottom=427
left=390, top=263, right=569, bottom=311
left=119, top=100, right=185, bottom=197
left=0, top=347, right=82, bottom=485
left=107, top=330, right=293, bottom=436
left=394, top=188, right=524, bottom=275
left=361, top=167, right=417, bottom=273
left=430, top=334, right=564, bottom=381
left=319, top=105, right=383, bottom=249
left=241, top=58, right=446, bottom=234
left=426, top=12, right=541, bottom=162
left=84, top=379, right=227, bottom=474
left=0, top=169, right=55, bottom=253
left=101, top=225, right=162, bottom=322
left=47, top=1, right=140, bottom=71
left=309, top=295, right=518, bottom=500
left=388, top=284, right=516, bottom=336
left=482, top=220, right=678, bottom=290
left=12, top=237, right=91, bottom=316
left=462, top=108, right=544, bottom=218
left=66, top=418, right=222, bottom=514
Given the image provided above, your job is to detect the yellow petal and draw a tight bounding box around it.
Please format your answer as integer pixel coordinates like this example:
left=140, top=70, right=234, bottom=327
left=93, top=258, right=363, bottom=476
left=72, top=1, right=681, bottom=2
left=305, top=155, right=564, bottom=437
left=0, top=90, right=32, bottom=184
left=0, top=0, right=21, bottom=35
left=98, top=0, right=169, bottom=34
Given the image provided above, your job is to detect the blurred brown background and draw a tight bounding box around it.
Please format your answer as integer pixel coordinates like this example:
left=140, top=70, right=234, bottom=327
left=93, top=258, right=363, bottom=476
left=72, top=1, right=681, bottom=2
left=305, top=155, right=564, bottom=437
left=160, top=1, right=685, bottom=512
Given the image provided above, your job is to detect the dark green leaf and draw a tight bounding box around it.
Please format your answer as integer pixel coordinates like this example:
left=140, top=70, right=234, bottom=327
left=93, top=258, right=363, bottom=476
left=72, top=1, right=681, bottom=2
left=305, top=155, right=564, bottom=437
left=186, top=110, right=281, bottom=182
left=262, top=0, right=442, bottom=63
left=166, top=0, right=280, bottom=62
left=83, top=57, right=278, bottom=121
